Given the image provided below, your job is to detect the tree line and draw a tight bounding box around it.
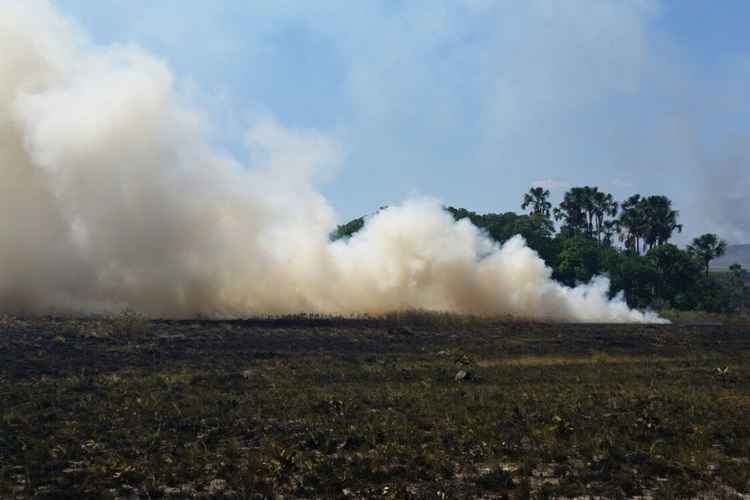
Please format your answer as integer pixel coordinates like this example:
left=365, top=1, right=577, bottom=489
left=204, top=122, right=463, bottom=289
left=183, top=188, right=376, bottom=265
left=332, top=186, right=749, bottom=313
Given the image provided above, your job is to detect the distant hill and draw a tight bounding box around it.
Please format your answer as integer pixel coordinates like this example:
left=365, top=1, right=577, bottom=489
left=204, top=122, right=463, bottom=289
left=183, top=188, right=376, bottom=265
left=711, top=244, right=750, bottom=270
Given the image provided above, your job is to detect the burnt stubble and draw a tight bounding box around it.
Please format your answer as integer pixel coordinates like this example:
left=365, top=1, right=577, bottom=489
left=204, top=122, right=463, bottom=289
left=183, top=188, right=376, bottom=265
left=2, top=315, right=749, bottom=499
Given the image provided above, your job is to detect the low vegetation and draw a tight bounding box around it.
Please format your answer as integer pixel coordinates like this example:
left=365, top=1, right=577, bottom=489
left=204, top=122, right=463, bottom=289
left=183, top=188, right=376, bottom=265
left=2, top=314, right=750, bottom=498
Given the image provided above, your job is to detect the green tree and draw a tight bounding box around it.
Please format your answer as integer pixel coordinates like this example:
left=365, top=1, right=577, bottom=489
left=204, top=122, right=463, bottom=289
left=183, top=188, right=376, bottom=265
left=553, top=187, right=589, bottom=235
left=446, top=207, right=557, bottom=266
left=641, top=195, right=682, bottom=250
left=698, top=269, right=748, bottom=313
left=330, top=206, right=390, bottom=241
left=601, top=219, right=619, bottom=248
left=730, top=263, right=746, bottom=280
left=521, top=186, right=552, bottom=217
left=727, top=264, right=750, bottom=312
left=618, top=194, right=681, bottom=253
left=511, top=213, right=558, bottom=265
left=554, top=186, right=617, bottom=243
left=687, top=233, right=727, bottom=277
left=553, top=234, right=602, bottom=286
left=647, top=244, right=702, bottom=309
left=330, top=217, right=365, bottom=241
left=592, top=190, right=618, bottom=245
left=601, top=249, right=658, bottom=308
left=617, top=194, right=646, bottom=253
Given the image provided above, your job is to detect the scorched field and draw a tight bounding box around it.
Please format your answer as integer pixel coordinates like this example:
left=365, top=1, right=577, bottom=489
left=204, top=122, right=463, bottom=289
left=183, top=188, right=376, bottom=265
left=1, top=314, right=749, bottom=499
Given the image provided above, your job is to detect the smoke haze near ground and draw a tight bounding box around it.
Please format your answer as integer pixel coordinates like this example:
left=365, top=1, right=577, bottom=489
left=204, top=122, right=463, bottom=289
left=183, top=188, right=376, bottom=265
left=0, top=1, right=663, bottom=322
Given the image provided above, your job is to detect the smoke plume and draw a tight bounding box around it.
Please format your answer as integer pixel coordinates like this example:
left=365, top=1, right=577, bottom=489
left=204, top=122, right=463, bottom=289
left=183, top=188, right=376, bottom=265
left=0, top=1, right=663, bottom=322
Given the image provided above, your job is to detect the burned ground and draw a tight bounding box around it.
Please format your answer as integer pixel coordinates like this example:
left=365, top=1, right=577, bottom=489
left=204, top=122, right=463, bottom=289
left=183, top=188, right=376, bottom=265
left=1, top=315, right=750, bottom=499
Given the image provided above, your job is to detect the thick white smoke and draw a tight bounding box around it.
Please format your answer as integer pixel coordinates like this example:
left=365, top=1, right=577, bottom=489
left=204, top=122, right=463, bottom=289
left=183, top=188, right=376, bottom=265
left=0, top=1, right=663, bottom=322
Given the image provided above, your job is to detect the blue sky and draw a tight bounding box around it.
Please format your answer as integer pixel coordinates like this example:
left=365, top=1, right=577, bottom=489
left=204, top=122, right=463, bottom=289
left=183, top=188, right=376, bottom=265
left=56, top=0, right=750, bottom=243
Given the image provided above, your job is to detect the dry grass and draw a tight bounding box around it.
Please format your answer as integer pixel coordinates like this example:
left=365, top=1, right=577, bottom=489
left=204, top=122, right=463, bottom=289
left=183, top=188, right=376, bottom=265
left=477, top=353, right=678, bottom=368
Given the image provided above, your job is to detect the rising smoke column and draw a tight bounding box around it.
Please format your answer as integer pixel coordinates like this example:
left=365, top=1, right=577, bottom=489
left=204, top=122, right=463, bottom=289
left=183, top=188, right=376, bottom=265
left=0, top=0, right=663, bottom=322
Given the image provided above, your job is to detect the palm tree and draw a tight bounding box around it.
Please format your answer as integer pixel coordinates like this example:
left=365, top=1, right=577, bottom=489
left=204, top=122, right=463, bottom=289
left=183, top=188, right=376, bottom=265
left=618, top=195, right=646, bottom=253
left=581, top=186, right=597, bottom=237
left=521, top=187, right=552, bottom=217
left=618, top=195, right=681, bottom=253
left=602, top=219, right=620, bottom=248
left=688, top=233, right=727, bottom=276
left=592, top=190, right=618, bottom=244
left=555, top=186, right=617, bottom=243
left=554, top=187, right=590, bottom=235
left=641, top=196, right=682, bottom=250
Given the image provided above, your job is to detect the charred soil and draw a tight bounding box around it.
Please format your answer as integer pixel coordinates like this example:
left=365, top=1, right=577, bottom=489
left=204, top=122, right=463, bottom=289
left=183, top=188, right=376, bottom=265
left=2, top=315, right=750, bottom=499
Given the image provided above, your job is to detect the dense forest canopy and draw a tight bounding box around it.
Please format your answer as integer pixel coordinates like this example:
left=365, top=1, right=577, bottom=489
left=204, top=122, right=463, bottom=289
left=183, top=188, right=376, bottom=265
left=332, top=187, right=749, bottom=314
